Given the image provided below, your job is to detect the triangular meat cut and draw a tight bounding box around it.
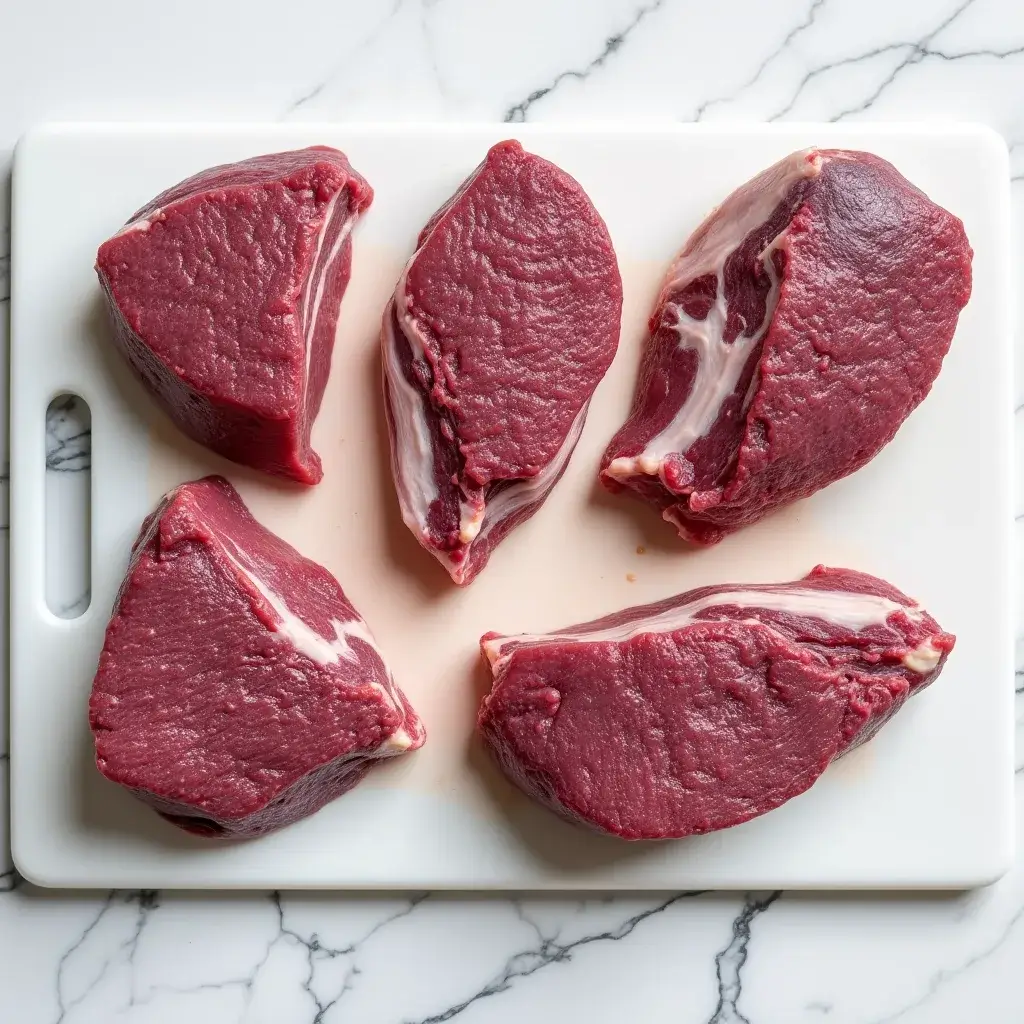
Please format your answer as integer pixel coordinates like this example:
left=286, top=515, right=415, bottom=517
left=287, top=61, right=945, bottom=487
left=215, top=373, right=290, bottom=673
left=479, top=566, right=953, bottom=840
left=382, top=140, right=623, bottom=585
left=601, top=148, right=973, bottom=544
left=90, top=476, right=424, bottom=839
left=96, top=147, right=373, bottom=484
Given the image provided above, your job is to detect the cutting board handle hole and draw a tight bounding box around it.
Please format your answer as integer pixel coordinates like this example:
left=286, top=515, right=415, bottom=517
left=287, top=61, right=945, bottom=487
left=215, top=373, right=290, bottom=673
left=45, top=394, right=92, bottom=619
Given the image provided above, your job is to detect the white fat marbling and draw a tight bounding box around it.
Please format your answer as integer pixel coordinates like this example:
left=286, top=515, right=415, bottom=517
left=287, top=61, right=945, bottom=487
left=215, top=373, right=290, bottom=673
left=221, top=544, right=374, bottom=668
left=603, top=149, right=819, bottom=490
left=301, top=198, right=356, bottom=400
left=4, top=1, right=1024, bottom=1022
left=221, top=542, right=415, bottom=753
left=469, top=402, right=589, bottom=548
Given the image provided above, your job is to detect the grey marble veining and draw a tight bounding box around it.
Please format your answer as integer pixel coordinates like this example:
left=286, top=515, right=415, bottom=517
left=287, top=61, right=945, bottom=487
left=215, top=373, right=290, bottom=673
left=502, top=0, right=670, bottom=122
left=2, top=0, right=1024, bottom=1021
left=44, top=397, right=91, bottom=474
left=685, top=0, right=1024, bottom=124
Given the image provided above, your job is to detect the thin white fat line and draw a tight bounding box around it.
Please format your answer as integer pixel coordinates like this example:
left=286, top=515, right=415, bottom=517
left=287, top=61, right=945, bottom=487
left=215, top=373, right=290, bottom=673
left=483, top=585, right=926, bottom=670
left=113, top=208, right=163, bottom=238
left=301, top=190, right=342, bottom=338
left=302, top=190, right=354, bottom=397
left=382, top=301, right=442, bottom=542
left=221, top=542, right=370, bottom=665
left=221, top=538, right=416, bottom=750
left=447, top=409, right=588, bottom=577
left=306, top=215, right=354, bottom=343
left=471, top=402, right=590, bottom=551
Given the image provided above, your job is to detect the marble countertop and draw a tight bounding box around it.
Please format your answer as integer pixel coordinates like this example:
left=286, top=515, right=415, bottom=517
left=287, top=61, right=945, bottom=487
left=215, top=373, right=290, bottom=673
left=2, top=0, right=1023, bottom=1020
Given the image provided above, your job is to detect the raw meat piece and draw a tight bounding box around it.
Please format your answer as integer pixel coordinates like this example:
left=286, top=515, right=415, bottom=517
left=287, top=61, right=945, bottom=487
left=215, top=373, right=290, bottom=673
left=89, top=476, right=424, bottom=839
left=382, top=140, right=622, bottom=585
left=479, top=566, right=953, bottom=840
left=601, top=149, right=972, bottom=544
left=96, top=148, right=373, bottom=484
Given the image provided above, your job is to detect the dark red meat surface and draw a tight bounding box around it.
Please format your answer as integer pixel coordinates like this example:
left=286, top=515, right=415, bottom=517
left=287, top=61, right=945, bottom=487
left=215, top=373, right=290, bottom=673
left=96, top=148, right=373, bottom=484
left=89, top=476, right=424, bottom=839
left=601, top=149, right=973, bottom=544
left=479, top=566, right=953, bottom=840
left=383, top=140, right=622, bottom=584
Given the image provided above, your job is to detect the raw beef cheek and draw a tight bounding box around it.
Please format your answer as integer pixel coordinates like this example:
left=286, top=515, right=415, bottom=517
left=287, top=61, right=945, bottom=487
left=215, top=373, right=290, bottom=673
left=382, top=140, right=622, bottom=585
left=96, top=147, right=373, bottom=485
left=601, top=148, right=973, bottom=544
left=89, top=476, right=424, bottom=839
left=479, top=566, right=953, bottom=840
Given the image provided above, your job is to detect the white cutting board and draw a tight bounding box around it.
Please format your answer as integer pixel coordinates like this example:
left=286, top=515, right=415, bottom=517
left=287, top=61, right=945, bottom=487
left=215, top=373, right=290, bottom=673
left=10, top=123, right=1014, bottom=889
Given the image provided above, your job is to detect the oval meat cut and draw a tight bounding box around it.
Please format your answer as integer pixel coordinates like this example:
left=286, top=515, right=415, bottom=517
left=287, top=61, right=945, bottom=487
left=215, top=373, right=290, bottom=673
left=382, top=140, right=622, bottom=585
left=96, top=147, right=373, bottom=484
left=601, top=149, right=973, bottom=545
left=479, top=567, right=953, bottom=840
left=89, top=476, right=424, bottom=839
